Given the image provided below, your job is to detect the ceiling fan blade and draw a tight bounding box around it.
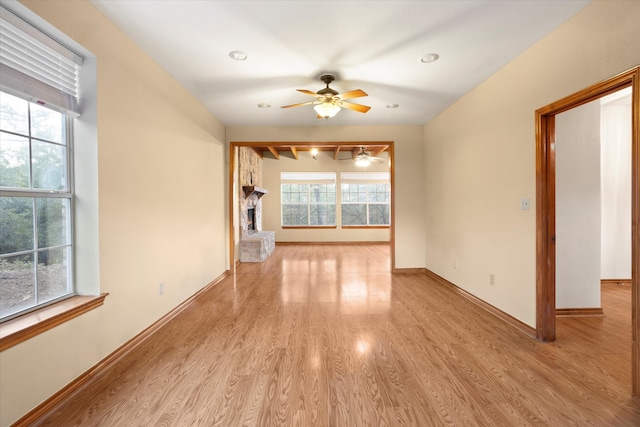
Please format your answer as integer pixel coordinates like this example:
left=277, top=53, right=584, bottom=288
left=339, top=89, right=367, bottom=100
left=341, top=101, right=371, bottom=113
left=297, top=89, right=319, bottom=97
left=281, top=101, right=315, bottom=109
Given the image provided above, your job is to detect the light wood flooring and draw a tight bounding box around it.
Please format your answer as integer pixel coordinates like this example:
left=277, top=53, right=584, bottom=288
left=38, top=244, right=640, bottom=426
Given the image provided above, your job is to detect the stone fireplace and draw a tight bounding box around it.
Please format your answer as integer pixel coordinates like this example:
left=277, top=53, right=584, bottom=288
left=238, top=147, right=275, bottom=262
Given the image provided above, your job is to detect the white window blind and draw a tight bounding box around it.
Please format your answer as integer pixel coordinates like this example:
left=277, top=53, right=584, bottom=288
left=281, top=172, right=336, bottom=183
left=0, top=5, right=82, bottom=116
left=341, top=171, right=390, bottom=183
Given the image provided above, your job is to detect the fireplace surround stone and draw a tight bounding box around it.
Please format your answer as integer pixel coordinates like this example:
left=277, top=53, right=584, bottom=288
left=240, top=231, right=275, bottom=262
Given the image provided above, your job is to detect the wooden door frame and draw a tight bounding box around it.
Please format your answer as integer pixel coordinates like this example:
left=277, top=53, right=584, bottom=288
left=535, top=66, right=640, bottom=394
left=228, top=141, right=396, bottom=273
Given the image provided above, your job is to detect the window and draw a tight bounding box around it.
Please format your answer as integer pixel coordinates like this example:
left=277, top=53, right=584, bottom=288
left=0, top=92, right=73, bottom=320
left=281, top=172, right=336, bottom=226
left=341, top=172, right=390, bottom=226
left=0, top=5, right=83, bottom=322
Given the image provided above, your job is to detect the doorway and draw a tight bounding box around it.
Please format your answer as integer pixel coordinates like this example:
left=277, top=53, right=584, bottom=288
left=535, top=66, right=640, bottom=394
left=228, top=141, right=396, bottom=272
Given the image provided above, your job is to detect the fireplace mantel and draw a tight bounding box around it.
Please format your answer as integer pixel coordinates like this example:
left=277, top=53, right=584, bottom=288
left=242, top=186, right=268, bottom=199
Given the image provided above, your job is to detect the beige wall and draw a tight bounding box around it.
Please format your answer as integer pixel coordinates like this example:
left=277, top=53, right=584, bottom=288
left=0, top=1, right=227, bottom=425
left=423, top=0, right=640, bottom=326
left=227, top=126, right=426, bottom=268
left=261, top=149, right=390, bottom=242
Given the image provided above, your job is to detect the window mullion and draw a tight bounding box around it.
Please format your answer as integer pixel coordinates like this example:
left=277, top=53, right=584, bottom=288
left=307, top=186, right=311, bottom=226
left=31, top=197, right=39, bottom=305
left=27, top=101, right=33, bottom=189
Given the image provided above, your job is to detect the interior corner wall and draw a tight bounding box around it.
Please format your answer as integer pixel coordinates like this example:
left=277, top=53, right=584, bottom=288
left=555, top=100, right=601, bottom=309
left=601, top=101, right=632, bottom=280
left=422, top=0, right=640, bottom=326
left=0, top=1, right=228, bottom=426
left=227, top=125, right=425, bottom=268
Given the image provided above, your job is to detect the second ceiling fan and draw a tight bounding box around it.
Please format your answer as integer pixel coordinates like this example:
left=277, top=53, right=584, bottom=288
left=281, top=74, right=371, bottom=119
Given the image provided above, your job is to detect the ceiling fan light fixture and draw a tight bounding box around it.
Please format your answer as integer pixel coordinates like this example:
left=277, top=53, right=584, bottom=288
left=313, top=102, right=341, bottom=119
left=355, top=157, right=371, bottom=167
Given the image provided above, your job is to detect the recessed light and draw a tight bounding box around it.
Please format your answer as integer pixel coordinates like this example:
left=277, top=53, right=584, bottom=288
left=419, top=53, right=439, bottom=63
left=257, top=103, right=271, bottom=108
left=386, top=103, right=399, bottom=109
left=229, top=50, right=247, bottom=61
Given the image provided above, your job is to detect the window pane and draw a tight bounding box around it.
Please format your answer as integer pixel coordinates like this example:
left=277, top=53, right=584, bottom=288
left=298, top=185, right=309, bottom=203
left=0, top=92, right=29, bottom=135
left=0, top=132, right=30, bottom=188
left=369, top=204, right=390, bottom=225
left=32, top=141, right=67, bottom=190
left=0, top=253, right=35, bottom=318
left=31, top=103, right=66, bottom=144
left=311, top=184, right=335, bottom=203
left=368, top=184, right=390, bottom=202
left=37, top=198, right=70, bottom=248
left=0, top=197, right=34, bottom=255
left=341, top=184, right=351, bottom=202
left=37, top=246, right=72, bottom=304
left=310, top=204, right=336, bottom=226
left=283, top=204, right=308, bottom=226
left=341, top=204, right=366, bottom=225
left=281, top=185, right=291, bottom=203
left=309, top=185, right=321, bottom=201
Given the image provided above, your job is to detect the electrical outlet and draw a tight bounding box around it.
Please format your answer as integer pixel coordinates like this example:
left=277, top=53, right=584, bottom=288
left=490, top=274, right=495, bottom=286
left=520, top=198, right=530, bottom=210
left=159, top=282, right=164, bottom=295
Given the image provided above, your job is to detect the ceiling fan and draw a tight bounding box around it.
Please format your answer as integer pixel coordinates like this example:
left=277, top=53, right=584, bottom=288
left=339, top=147, right=386, bottom=167
left=281, top=74, right=371, bottom=119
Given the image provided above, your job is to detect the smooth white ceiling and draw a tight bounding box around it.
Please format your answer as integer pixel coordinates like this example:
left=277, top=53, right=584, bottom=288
left=90, top=0, right=590, bottom=127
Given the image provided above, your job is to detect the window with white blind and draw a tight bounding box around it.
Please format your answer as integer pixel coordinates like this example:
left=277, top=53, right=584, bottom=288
left=281, top=172, right=336, bottom=226
left=0, top=4, right=86, bottom=322
left=340, top=172, right=390, bottom=226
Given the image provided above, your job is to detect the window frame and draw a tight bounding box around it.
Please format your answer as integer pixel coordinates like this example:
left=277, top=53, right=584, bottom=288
left=0, top=94, right=76, bottom=322
left=340, top=174, right=391, bottom=228
left=0, top=1, right=104, bottom=352
left=280, top=173, right=337, bottom=228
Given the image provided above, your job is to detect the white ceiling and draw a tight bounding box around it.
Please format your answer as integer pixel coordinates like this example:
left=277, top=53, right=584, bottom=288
left=90, top=0, right=590, bottom=127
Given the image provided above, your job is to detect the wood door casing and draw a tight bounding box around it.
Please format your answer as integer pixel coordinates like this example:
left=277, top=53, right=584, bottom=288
left=535, top=66, right=640, bottom=395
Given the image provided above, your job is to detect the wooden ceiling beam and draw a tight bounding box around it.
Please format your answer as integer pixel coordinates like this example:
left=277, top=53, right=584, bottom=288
left=370, top=146, right=388, bottom=157
left=333, top=146, right=341, bottom=160
left=251, top=147, right=264, bottom=159
left=267, top=146, right=280, bottom=160
left=352, top=147, right=360, bottom=159
left=290, top=147, right=299, bottom=160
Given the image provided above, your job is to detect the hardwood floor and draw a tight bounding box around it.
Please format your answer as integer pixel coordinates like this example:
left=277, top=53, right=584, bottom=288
left=37, top=244, right=640, bottom=426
